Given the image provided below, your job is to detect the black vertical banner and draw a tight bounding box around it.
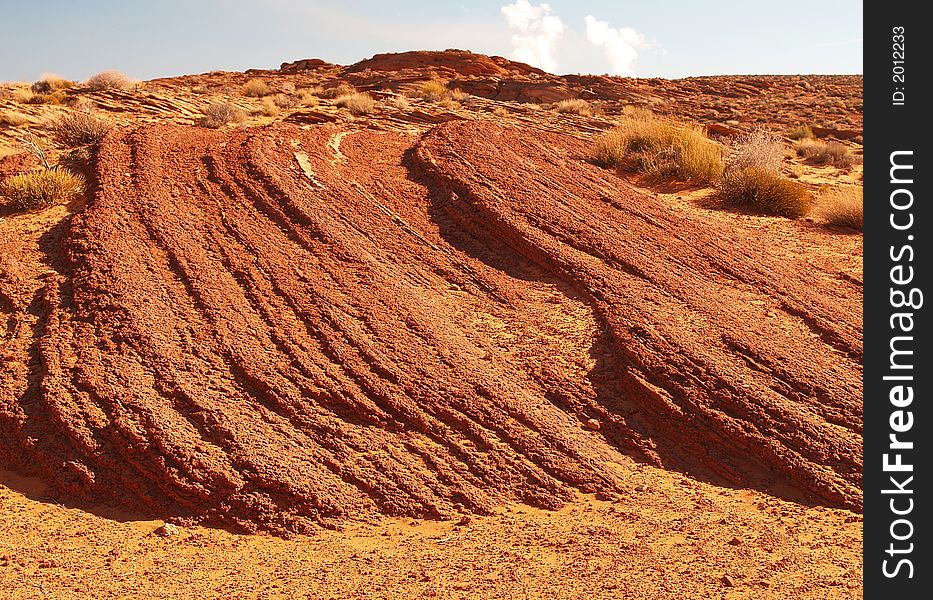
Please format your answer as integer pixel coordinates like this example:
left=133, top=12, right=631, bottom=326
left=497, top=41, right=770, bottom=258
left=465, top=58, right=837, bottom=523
left=864, top=1, right=931, bottom=597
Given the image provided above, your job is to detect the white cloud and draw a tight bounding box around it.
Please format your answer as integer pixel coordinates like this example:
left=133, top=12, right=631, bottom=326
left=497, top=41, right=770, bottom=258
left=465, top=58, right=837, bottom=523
left=501, top=1, right=565, bottom=72
left=584, top=15, right=647, bottom=76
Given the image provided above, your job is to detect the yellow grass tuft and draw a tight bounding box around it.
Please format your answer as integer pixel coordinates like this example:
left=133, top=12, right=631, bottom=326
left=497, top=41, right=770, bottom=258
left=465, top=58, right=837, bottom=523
left=386, top=95, right=411, bottom=110
left=0, top=111, right=31, bottom=126
left=817, top=184, right=862, bottom=230
left=320, top=83, right=356, bottom=99
left=241, top=78, right=272, bottom=97
left=447, top=88, right=468, bottom=101
left=553, top=98, right=592, bottom=116
left=31, top=74, right=74, bottom=94
left=1, top=168, right=86, bottom=211
left=420, top=80, right=448, bottom=101
left=258, top=97, right=280, bottom=116
left=787, top=124, right=814, bottom=140
left=335, top=92, right=376, bottom=115
left=13, top=88, right=65, bottom=105
left=594, top=111, right=723, bottom=183
left=720, top=167, right=812, bottom=217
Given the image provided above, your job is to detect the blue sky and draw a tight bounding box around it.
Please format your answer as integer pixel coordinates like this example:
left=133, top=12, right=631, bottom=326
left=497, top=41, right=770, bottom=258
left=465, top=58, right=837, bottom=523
left=0, top=0, right=862, bottom=82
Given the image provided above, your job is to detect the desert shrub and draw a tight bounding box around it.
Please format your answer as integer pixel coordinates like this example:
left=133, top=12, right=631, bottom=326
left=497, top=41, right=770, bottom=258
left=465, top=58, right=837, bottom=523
left=0, top=111, right=30, bottom=126
left=787, top=124, right=814, bottom=140
left=594, top=112, right=723, bottom=183
left=817, top=184, right=862, bottom=230
left=31, top=74, right=74, bottom=94
left=727, top=128, right=785, bottom=173
left=199, top=101, right=247, bottom=128
left=86, top=70, right=131, bottom=91
left=420, top=80, right=448, bottom=101
left=720, top=167, right=811, bottom=217
left=621, top=105, right=654, bottom=119
left=319, top=83, right=356, bottom=99
left=491, top=105, right=509, bottom=117
left=0, top=168, right=86, bottom=211
left=553, top=98, right=592, bottom=116
left=258, top=97, right=280, bottom=116
left=241, top=78, right=272, bottom=97
left=49, top=108, right=114, bottom=145
left=271, top=90, right=318, bottom=109
left=448, top=88, right=468, bottom=101
left=436, top=97, right=460, bottom=110
left=795, top=139, right=856, bottom=168
left=335, top=92, right=375, bottom=115
left=387, top=95, right=410, bottom=110
left=13, top=88, right=65, bottom=105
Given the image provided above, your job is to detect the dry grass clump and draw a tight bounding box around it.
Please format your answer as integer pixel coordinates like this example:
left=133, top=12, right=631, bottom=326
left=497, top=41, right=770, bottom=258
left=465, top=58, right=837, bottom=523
left=447, top=88, right=468, bottom=101
left=241, top=78, right=272, bottom=97
left=719, top=167, right=812, bottom=217
left=13, top=88, right=65, bottom=105
left=386, top=95, right=411, bottom=110
left=594, top=112, right=723, bottom=183
left=0, top=111, right=31, bottom=126
left=553, top=98, right=592, bottom=116
left=420, top=80, right=448, bottom=101
left=320, top=83, right=356, bottom=99
left=795, top=139, right=856, bottom=168
left=335, top=92, right=376, bottom=115
left=31, top=74, right=74, bottom=94
left=727, top=128, right=785, bottom=173
left=258, top=97, right=280, bottom=117
left=49, top=108, right=115, bottom=145
left=418, top=80, right=468, bottom=104
left=0, top=168, right=86, bottom=211
left=199, top=101, right=247, bottom=128
left=86, top=70, right=132, bottom=91
left=787, top=124, right=814, bottom=140
left=817, top=184, right=862, bottom=230
left=491, top=106, right=509, bottom=117
left=271, top=90, right=319, bottom=109
left=719, top=128, right=810, bottom=217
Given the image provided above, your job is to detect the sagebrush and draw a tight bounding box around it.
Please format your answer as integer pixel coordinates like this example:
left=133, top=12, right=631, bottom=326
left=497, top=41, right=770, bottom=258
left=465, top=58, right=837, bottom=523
left=795, top=139, right=856, bottom=168
left=86, top=70, right=132, bottom=91
left=50, top=109, right=114, bottom=145
left=199, top=102, right=247, bottom=128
